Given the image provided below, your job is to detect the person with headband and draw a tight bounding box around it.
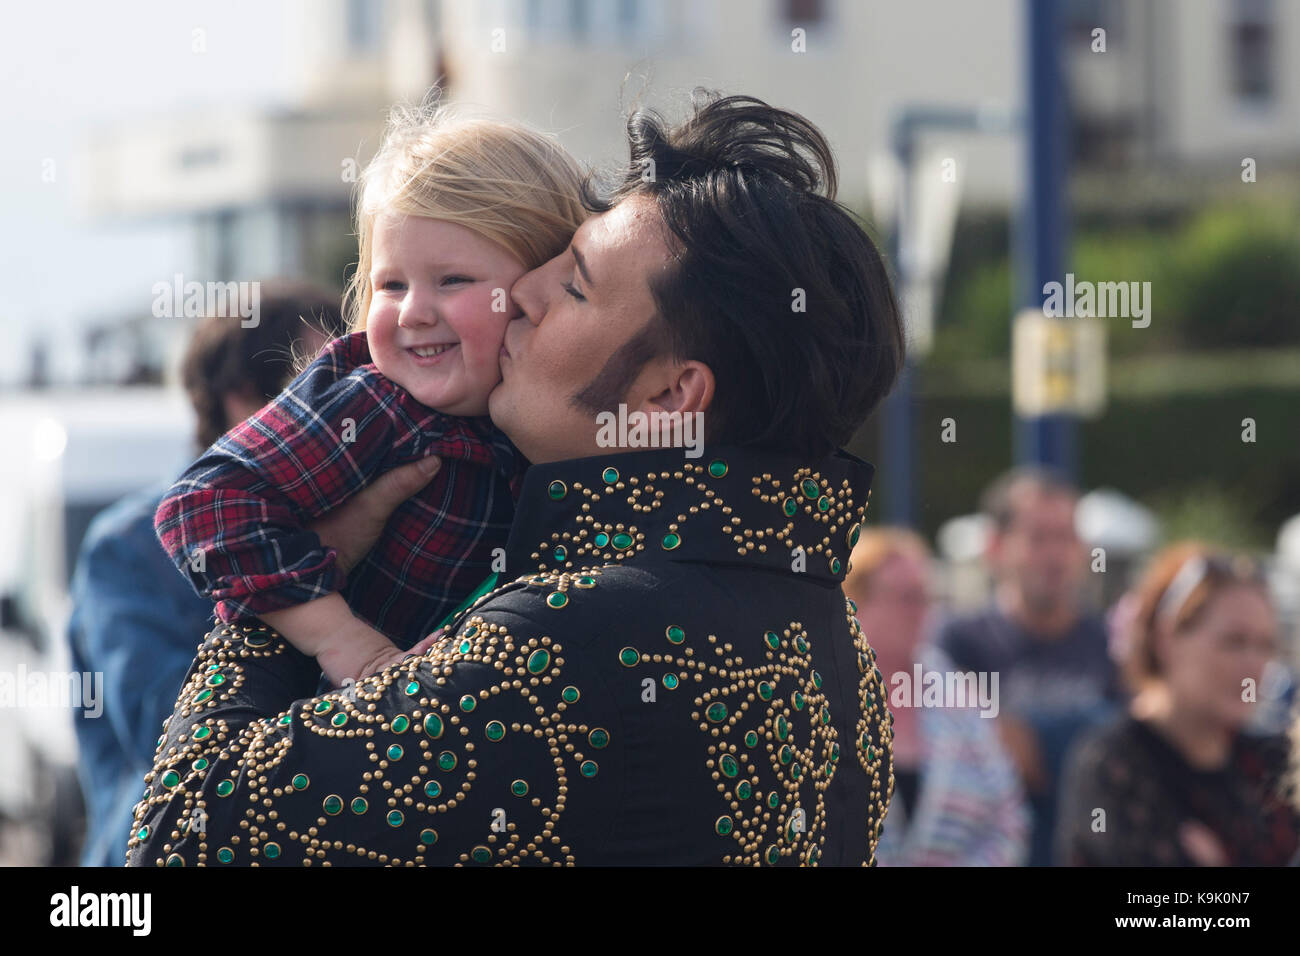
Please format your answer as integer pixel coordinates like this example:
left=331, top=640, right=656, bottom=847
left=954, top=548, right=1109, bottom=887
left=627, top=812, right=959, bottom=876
left=1056, top=541, right=1300, bottom=865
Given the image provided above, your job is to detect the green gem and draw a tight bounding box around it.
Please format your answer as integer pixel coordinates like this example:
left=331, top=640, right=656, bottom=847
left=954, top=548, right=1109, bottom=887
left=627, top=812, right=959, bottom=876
left=331, top=712, right=348, bottom=727
left=580, top=760, right=598, bottom=778
left=391, top=715, right=409, bottom=734
left=291, top=773, right=308, bottom=790
left=217, top=847, right=233, bottom=863
left=602, top=467, right=619, bottom=484
left=736, top=781, right=753, bottom=800
left=792, top=691, right=805, bottom=711
left=323, top=795, right=343, bottom=815
left=792, top=763, right=802, bottom=780
left=547, top=480, right=566, bottom=500
left=546, top=591, right=568, bottom=609
left=423, top=713, right=444, bottom=739
left=611, top=532, right=633, bottom=550
left=783, top=498, right=798, bottom=517
left=278, top=714, right=292, bottom=726
left=795, top=636, right=808, bottom=654
left=830, top=742, right=841, bottom=762
left=216, top=779, right=234, bottom=797
left=485, top=721, right=505, bottom=742
left=136, top=825, right=149, bottom=841
left=405, top=680, right=421, bottom=696
left=420, top=829, right=438, bottom=845
left=801, top=478, right=819, bottom=499
left=847, top=523, right=861, bottom=547
left=719, top=754, right=739, bottom=778
left=588, top=728, right=609, bottom=749
left=314, top=700, right=333, bottom=714
left=552, top=545, right=567, bottom=562
left=458, top=639, right=471, bottom=654
left=472, top=846, right=492, bottom=863
left=206, top=673, right=225, bottom=686
left=766, top=845, right=780, bottom=864
left=387, top=810, right=404, bottom=827
left=465, top=624, right=479, bottom=638
left=665, top=625, right=685, bottom=644
left=708, top=459, right=728, bottom=478
left=767, top=792, right=780, bottom=809
left=459, top=695, right=477, bottom=713
left=661, top=532, right=681, bottom=550
left=166, top=854, right=185, bottom=867
left=776, top=715, right=789, bottom=740
left=594, top=532, right=610, bottom=548
left=821, top=705, right=830, bottom=725
left=561, top=686, right=580, bottom=704
left=816, top=495, right=830, bottom=513
left=779, top=745, right=793, bottom=765
left=161, top=770, right=180, bottom=789
left=812, top=671, right=823, bottom=689
left=848, top=598, right=858, bottom=614
left=765, top=631, right=781, bottom=650
left=868, top=747, right=876, bottom=762
left=715, top=815, right=734, bottom=835
left=744, top=730, right=759, bottom=748
left=246, top=632, right=270, bottom=647
left=830, top=557, right=842, bottom=575
left=195, top=689, right=213, bottom=703
left=263, top=842, right=280, bottom=860
left=351, top=797, right=368, bottom=814
left=193, top=725, right=212, bottom=740
left=510, top=779, right=529, bottom=797
left=576, top=576, right=595, bottom=586
left=758, top=681, right=773, bottom=701
left=662, top=673, right=679, bottom=690
left=438, top=751, right=457, bottom=771
left=706, top=701, right=728, bottom=722
left=619, top=647, right=640, bottom=667
left=527, top=649, right=551, bottom=674
left=387, top=744, right=403, bottom=760
left=424, top=780, right=442, bottom=799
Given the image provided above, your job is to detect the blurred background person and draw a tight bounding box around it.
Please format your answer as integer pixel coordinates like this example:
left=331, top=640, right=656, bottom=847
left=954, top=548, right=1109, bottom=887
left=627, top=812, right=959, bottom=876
left=847, top=527, right=1029, bottom=866
left=1057, top=541, right=1299, bottom=866
left=933, top=467, right=1122, bottom=866
left=66, top=279, right=345, bottom=867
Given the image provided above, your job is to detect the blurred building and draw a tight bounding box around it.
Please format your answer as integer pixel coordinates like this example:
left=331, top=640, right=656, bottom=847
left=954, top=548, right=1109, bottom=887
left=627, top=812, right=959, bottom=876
left=76, top=0, right=1300, bottom=377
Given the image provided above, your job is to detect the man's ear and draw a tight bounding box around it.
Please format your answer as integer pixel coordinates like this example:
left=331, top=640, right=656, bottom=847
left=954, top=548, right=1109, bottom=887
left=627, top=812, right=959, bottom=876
left=643, top=359, right=715, bottom=417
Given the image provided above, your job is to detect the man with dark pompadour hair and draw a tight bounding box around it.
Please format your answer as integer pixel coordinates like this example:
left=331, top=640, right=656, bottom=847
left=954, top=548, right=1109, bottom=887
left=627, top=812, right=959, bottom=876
left=129, top=91, right=904, bottom=866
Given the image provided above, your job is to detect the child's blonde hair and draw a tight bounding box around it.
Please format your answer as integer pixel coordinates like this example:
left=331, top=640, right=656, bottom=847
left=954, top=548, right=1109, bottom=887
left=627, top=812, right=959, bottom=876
left=343, top=97, right=588, bottom=331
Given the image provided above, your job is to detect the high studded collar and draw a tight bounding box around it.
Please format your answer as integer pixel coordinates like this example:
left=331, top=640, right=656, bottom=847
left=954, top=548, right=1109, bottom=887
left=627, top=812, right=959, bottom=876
left=504, top=445, right=875, bottom=585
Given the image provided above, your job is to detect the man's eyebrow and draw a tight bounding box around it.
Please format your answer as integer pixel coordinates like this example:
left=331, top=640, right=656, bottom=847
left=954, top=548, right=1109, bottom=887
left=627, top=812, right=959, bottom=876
left=571, top=243, right=595, bottom=288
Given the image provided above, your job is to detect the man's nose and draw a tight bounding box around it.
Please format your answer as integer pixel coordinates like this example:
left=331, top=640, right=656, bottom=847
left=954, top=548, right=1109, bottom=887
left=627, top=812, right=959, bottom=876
left=510, top=264, right=549, bottom=326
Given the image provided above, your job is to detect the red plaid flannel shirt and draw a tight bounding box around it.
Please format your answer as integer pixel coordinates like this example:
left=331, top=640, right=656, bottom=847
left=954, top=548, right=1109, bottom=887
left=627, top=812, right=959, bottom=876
left=155, top=331, right=524, bottom=647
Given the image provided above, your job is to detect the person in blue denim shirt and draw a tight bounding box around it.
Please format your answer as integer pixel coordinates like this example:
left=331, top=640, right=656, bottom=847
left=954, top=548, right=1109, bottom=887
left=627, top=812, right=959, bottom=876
left=66, top=279, right=345, bottom=865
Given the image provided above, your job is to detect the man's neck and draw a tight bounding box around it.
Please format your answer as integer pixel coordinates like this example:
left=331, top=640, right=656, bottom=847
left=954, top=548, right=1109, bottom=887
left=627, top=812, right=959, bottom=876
left=995, top=582, right=1077, bottom=639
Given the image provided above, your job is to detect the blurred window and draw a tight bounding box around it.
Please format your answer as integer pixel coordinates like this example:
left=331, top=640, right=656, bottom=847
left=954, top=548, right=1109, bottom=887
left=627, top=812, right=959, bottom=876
left=1230, top=0, right=1276, bottom=104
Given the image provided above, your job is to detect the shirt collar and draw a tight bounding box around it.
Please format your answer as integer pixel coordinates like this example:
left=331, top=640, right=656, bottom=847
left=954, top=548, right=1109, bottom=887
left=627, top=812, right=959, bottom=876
left=505, top=444, right=874, bottom=585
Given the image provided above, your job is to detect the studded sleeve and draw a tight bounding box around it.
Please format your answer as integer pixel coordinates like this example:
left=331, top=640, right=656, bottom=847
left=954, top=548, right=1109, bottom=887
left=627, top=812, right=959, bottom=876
left=125, top=593, right=623, bottom=866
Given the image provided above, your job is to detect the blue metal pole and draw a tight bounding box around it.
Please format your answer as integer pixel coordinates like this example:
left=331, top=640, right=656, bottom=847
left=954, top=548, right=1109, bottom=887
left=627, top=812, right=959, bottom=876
left=1015, top=0, right=1076, bottom=477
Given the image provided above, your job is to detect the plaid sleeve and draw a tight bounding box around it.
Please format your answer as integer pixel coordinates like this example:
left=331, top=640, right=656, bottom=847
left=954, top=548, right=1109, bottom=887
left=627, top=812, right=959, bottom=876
left=154, top=332, right=434, bottom=622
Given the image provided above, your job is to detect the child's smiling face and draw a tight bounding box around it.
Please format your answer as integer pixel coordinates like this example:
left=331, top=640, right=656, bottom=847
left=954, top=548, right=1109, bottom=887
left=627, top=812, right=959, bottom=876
left=366, top=213, right=525, bottom=416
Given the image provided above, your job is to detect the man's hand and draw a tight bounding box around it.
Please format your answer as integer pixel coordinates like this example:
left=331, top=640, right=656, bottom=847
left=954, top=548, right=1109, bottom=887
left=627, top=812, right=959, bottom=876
left=307, top=455, right=442, bottom=574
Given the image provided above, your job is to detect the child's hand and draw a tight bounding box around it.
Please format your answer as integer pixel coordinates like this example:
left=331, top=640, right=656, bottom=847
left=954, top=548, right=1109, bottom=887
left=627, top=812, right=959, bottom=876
left=317, top=620, right=407, bottom=689
left=348, top=627, right=447, bottom=683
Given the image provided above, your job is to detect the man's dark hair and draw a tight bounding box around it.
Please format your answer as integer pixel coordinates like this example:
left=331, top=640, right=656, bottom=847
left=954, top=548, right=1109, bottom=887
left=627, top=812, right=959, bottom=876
left=580, top=89, right=904, bottom=459
left=980, top=465, right=1080, bottom=534
left=181, top=278, right=346, bottom=448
